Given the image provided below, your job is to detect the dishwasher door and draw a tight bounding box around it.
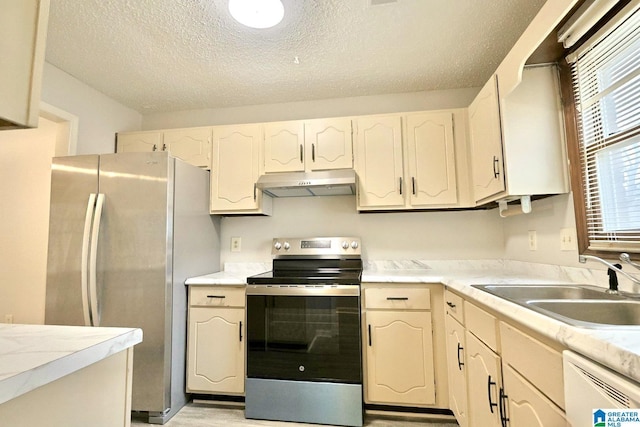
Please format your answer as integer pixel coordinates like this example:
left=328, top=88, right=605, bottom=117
left=563, top=350, right=640, bottom=426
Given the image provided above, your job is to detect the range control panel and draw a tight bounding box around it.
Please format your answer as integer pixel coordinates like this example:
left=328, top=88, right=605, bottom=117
left=272, top=237, right=361, bottom=256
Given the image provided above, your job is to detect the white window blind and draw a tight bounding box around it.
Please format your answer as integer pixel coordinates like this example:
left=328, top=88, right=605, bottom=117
left=571, top=4, right=640, bottom=251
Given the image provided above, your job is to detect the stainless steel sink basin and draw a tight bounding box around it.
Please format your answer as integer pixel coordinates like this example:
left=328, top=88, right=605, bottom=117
left=527, top=300, right=640, bottom=328
left=472, top=284, right=638, bottom=328
left=473, top=284, right=624, bottom=302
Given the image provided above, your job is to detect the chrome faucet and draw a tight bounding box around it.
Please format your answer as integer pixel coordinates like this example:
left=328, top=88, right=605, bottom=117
left=620, top=253, right=640, bottom=272
left=579, top=255, right=640, bottom=291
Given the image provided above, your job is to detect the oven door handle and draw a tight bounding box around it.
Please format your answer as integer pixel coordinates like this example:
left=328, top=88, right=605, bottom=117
left=246, top=285, right=360, bottom=296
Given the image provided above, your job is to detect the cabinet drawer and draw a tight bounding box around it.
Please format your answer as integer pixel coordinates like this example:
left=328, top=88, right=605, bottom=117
left=365, top=288, right=431, bottom=310
left=464, top=301, right=498, bottom=352
left=444, top=289, right=464, bottom=325
left=500, top=322, right=564, bottom=409
left=189, top=286, right=245, bottom=307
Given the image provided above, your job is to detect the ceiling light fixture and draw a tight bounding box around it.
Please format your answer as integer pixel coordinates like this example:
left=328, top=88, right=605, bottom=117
left=228, top=0, right=284, bottom=29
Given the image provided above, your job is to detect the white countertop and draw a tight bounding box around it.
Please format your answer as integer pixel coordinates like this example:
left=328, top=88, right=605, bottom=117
left=186, top=260, right=640, bottom=384
left=0, top=324, right=142, bottom=405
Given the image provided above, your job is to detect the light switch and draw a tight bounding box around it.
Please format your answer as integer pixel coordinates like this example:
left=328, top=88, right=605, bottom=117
left=560, top=228, right=577, bottom=251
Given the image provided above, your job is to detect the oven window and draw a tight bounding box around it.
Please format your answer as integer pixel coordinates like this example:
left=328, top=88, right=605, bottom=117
left=247, top=295, right=361, bottom=384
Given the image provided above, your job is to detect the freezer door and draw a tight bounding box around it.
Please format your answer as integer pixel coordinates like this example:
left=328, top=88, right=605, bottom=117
left=96, top=152, right=173, bottom=413
left=45, top=155, right=99, bottom=326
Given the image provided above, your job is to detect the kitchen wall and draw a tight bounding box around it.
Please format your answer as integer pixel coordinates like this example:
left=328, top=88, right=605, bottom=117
left=0, top=118, right=67, bottom=324
left=41, top=63, right=142, bottom=154
left=219, top=196, right=504, bottom=265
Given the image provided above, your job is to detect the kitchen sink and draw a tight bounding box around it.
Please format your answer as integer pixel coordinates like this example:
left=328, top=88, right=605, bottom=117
left=527, top=300, right=640, bottom=328
left=472, top=284, right=640, bottom=328
left=473, top=284, right=625, bottom=302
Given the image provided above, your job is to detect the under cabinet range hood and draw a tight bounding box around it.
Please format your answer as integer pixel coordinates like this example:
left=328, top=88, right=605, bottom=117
left=256, top=169, right=356, bottom=197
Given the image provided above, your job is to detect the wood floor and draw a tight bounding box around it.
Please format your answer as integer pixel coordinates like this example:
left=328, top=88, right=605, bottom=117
left=131, top=403, right=459, bottom=427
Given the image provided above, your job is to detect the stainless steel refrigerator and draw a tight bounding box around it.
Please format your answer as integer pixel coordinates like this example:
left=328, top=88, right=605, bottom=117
left=44, top=152, right=220, bottom=424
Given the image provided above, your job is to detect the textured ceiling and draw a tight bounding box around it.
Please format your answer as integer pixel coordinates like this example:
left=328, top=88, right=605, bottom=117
left=45, top=0, right=547, bottom=113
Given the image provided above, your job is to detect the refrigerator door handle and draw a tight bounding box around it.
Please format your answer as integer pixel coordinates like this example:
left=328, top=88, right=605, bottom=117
left=88, top=193, right=105, bottom=326
left=81, top=194, right=97, bottom=326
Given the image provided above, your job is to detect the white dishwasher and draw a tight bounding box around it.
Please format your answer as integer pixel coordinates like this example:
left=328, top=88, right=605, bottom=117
left=564, top=351, right=640, bottom=426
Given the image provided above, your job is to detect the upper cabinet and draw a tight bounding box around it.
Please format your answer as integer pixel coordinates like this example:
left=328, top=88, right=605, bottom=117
left=355, top=110, right=471, bottom=211
left=263, top=118, right=353, bottom=173
left=116, top=127, right=212, bottom=169
left=468, top=65, right=569, bottom=205
left=210, top=124, right=272, bottom=215
left=0, top=0, right=49, bottom=129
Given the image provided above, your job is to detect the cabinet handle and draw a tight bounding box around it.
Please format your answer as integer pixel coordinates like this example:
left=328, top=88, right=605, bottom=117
left=411, top=177, right=416, bottom=195
left=399, top=177, right=403, bottom=195
left=499, top=387, right=510, bottom=427
left=493, top=156, right=500, bottom=178
left=254, top=183, right=257, bottom=201
left=368, top=324, right=372, bottom=346
left=456, top=343, right=464, bottom=370
left=152, top=144, right=158, bottom=151
left=446, top=301, right=456, bottom=308
left=299, top=144, right=304, bottom=163
left=239, top=321, right=243, bottom=342
left=312, top=144, right=316, bottom=162
left=487, top=375, right=498, bottom=414
left=386, top=297, right=409, bottom=301
left=162, top=143, right=167, bottom=151
left=207, top=295, right=226, bottom=299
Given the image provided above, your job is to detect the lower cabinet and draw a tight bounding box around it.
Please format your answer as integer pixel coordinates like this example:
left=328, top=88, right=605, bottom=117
left=363, top=286, right=442, bottom=407
left=444, top=289, right=568, bottom=427
left=186, top=286, right=245, bottom=395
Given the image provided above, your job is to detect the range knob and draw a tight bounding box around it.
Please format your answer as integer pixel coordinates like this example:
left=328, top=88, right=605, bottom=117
left=342, top=241, right=349, bottom=250
left=283, top=241, right=291, bottom=250
left=351, top=241, right=359, bottom=249
left=274, top=241, right=282, bottom=250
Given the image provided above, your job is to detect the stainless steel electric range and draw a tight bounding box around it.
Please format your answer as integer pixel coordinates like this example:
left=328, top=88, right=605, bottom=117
left=245, top=237, right=363, bottom=427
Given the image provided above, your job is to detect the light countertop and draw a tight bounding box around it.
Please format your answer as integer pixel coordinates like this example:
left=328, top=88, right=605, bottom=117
left=0, top=324, right=142, bottom=405
left=186, top=260, right=640, bottom=384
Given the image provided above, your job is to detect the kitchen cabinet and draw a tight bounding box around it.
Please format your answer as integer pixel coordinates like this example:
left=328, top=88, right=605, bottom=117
left=444, top=291, right=468, bottom=427
left=355, top=110, right=470, bottom=210
left=187, top=286, right=245, bottom=395
left=210, top=124, right=272, bottom=215
left=117, top=127, right=212, bottom=169
left=0, top=0, right=49, bottom=129
left=263, top=118, right=352, bottom=173
left=364, top=287, right=436, bottom=406
left=444, top=290, right=568, bottom=427
left=468, top=65, right=569, bottom=205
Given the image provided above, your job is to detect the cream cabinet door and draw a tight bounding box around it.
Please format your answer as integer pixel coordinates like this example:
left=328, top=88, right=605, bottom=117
left=355, top=115, right=405, bottom=208
left=264, top=121, right=305, bottom=173
left=163, top=127, right=212, bottom=169
left=116, top=131, right=162, bottom=153
left=210, top=124, right=263, bottom=212
left=503, top=365, right=567, bottom=427
left=365, top=310, right=435, bottom=405
left=465, top=331, right=503, bottom=427
left=406, top=112, right=457, bottom=206
left=187, top=307, right=245, bottom=394
left=469, top=76, right=506, bottom=203
left=445, top=314, right=469, bottom=427
left=305, top=118, right=353, bottom=171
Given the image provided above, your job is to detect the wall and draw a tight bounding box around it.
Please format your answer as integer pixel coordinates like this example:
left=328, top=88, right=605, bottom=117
left=0, top=118, right=66, bottom=324
left=41, top=63, right=142, bottom=154
left=220, top=196, right=504, bottom=265
left=141, top=88, right=479, bottom=129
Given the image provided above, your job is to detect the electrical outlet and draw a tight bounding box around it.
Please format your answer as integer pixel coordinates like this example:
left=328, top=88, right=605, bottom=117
left=231, top=237, right=241, bottom=252
left=560, top=228, right=577, bottom=251
left=4, top=314, right=13, bottom=324
left=528, top=230, right=537, bottom=251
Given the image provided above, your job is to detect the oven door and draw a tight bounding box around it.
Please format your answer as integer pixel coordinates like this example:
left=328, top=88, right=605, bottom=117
left=246, top=285, right=361, bottom=384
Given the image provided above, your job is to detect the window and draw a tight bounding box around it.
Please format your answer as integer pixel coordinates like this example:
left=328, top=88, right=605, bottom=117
left=569, top=2, right=640, bottom=252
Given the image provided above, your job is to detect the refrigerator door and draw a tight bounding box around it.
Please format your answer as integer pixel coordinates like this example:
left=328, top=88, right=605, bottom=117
left=96, top=152, right=173, bottom=413
left=45, top=155, right=99, bottom=326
